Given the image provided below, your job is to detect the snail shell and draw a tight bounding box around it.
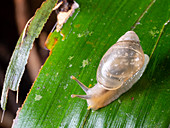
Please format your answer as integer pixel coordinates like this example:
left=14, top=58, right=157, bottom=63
left=97, top=31, right=145, bottom=90
left=71, top=31, right=149, bottom=110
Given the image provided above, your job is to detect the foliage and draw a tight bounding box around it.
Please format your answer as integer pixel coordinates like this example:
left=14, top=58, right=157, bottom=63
left=9, top=0, right=170, bottom=127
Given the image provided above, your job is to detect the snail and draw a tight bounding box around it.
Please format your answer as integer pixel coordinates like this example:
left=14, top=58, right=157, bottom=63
left=70, top=31, right=149, bottom=110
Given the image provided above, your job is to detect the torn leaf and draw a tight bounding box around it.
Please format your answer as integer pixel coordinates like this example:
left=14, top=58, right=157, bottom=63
left=0, top=0, right=59, bottom=122
left=45, top=0, right=79, bottom=50
left=54, top=0, right=79, bottom=32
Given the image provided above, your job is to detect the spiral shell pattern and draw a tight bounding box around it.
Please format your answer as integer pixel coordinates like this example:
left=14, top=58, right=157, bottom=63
left=97, top=31, right=145, bottom=90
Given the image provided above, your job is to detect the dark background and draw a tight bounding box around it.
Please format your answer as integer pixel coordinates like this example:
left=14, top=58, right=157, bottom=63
left=0, top=0, right=57, bottom=127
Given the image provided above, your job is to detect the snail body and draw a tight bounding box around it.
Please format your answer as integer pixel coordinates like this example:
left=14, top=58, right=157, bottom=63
left=71, top=31, right=149, bottom=110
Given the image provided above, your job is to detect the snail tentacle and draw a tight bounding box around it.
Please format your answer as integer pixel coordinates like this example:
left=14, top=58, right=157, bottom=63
left=70, top=75, right=89, bottom=92
left=71, top=94, right=91, bottom=99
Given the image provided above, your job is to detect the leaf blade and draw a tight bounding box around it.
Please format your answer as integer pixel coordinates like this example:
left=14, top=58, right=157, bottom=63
left=12, top=0, right=170, bottom=127
left=1, top=0, right=58, bottom=111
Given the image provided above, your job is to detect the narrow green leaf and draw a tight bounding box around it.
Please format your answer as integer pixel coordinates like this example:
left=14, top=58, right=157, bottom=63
left=1, top=0, right=58, bottom=111
left=12, top=0, right=169, bottom=127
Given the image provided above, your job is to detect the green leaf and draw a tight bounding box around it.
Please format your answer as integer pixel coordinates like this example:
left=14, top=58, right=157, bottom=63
left=12, top=0, right=169, bottom=127
left=1, top=0, right=58, bottom=111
